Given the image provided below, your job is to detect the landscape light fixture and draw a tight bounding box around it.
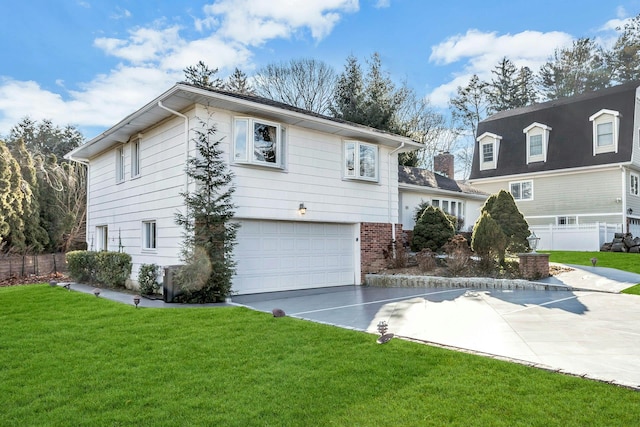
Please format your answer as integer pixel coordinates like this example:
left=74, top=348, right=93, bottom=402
left=93, top=288, right=101, bottom=297
left=628, top=208, right=634, bottom=215
left=527, top=231, right=540, bottom=253
left=133, top=295, right=141, bottom=308
left=298, top=203, right=307, bottom=215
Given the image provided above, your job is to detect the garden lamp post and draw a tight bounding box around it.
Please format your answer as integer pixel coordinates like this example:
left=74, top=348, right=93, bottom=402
left=527, top=232, right=540, bottom=253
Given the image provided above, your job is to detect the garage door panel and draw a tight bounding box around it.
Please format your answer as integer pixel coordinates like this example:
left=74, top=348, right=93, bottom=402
left=233, top=220, right=356, bottom=294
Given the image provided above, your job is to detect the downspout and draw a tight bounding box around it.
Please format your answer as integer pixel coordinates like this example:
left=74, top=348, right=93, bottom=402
left=388, top=142, right=405, bottom=258
left=621, top=165, right=628, bottom=233
left=157, top=101, right=189, bottom=196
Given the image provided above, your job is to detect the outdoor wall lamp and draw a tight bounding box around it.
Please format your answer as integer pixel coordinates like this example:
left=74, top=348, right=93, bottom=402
left=298, top=203, right=307, bottom=215
left=628, top=208, right=634, bottom=215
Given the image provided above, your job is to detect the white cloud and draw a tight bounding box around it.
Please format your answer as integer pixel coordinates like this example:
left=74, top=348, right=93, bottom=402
left=0, top=0, right=360, bottom=137
left=427, top=29, right=574, bottom=108
left=373, top=0, right=391, bottom=8
left=202, top=0, right=359, bottom=45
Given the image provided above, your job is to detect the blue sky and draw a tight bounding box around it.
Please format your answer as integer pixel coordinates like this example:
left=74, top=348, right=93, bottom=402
left=1, top=0, right=639, bottom=139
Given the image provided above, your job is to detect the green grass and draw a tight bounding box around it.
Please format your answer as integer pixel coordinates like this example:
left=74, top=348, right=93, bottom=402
left=2, top=285, right=640, bottom=426
left=544, top=250, right=640, bottom=292
left=544, top=250, right=640, bottom=274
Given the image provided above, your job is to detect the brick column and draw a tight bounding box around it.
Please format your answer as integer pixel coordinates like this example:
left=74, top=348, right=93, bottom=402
left=360, top=222, right=403, bottom=284
left=518, top=253, right=550, bottom=280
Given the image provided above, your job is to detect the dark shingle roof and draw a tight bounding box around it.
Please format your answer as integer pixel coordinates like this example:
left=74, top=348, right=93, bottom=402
left=399, top=166, right=487, bottom=195
left=469, top=81, right=639, bottom=180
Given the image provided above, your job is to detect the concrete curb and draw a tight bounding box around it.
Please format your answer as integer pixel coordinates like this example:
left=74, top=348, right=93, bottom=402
left=365, top=273, right=573, bottom=292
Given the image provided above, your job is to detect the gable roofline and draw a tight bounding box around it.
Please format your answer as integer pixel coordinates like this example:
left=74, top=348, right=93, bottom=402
left=523, top=122, right=552, bottom=133
left=398, top=165, right=487, bottom=197
left=476, top=131, right=502, bottom=142
left=66, top=83, right=421, bottom=161
left=469, top=161, right=632, bottom=184
left=589, top=108, right=621, bottom=121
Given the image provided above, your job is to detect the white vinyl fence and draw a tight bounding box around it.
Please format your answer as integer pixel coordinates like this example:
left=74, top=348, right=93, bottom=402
left=530, top=223, right=623, bottom=251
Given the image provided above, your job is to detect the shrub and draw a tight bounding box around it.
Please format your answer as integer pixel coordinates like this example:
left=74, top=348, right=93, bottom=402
left=471, top=212, right=506, bottom=274
left=411, top=206, right=455, bottom=252
left=138, top=263, right=161, bottom=295
left=481, top=190, right=530, bottom=262
left=386, top=240, right=408, bottom=269
left=95, top=252, right=132, bottom=288
left=66, top=250, right=98, bottom=283
left=416, top=248, right=437, bottom=272
left=443, top=234, right=472, bottom=276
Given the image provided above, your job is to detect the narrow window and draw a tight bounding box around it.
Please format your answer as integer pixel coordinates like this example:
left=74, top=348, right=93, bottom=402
left=597, top=122, right=613, bottom=147
left=529, top=134, right=543, bottom=156
left=116, top=146, right=125, bottom=183
left=234, top=118, right=249, bottom=162
left=631, top=173, right=639, bottom=197
left=142, top=221, right=157, bottom=250
left=96, top=226, right=108, bottom=251
left=131, top=139, right=140, bottom=177
left=482, top=143, right=493, bottom=163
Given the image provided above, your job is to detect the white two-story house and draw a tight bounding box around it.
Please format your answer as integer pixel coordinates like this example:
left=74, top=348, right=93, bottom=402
left=66, top=83, right=421, bottom=294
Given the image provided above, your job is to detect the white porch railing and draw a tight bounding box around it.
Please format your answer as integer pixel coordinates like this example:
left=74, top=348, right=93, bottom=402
left=529, top=223, right=623, bottom=251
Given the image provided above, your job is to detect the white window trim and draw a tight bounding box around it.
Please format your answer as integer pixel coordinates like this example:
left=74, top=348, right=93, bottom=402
left=631, top=173, right=639, bottom=197
left=523, top=122, right=551, bottom=164
left=142, top=220, right=157, bottom=251
left=131, top=138, right=140, bottom=178
left=509, top=180, right=533, bottom=201
left=476, top=132, right=501, bottom=171
left=96, top=225, right=108, bottom=251
left=431, top=198, right=465, bottom=218
left=589, top=109, right=620, bottom=155
left=232, top=117, right=284, bottom=169
left=556, top=215, right=577, bottom=226
left=116, top=145, right=125, bottom=183
left=343, top=140, right=379, bottom=182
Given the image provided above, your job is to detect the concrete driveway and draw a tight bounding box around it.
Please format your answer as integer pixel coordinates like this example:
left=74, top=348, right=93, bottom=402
left=234, top=279, right=640, bottom=390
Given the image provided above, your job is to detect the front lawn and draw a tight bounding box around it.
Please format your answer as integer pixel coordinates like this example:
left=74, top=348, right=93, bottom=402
left=2, top=285, right=639, bottom=426
left=544, top=250, right=640, bottom=274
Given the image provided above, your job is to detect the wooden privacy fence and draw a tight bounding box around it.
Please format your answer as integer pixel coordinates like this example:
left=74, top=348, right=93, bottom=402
left=0, top=253, right=67, bottom=280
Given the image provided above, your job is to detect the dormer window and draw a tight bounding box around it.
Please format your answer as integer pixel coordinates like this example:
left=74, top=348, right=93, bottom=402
left=476, top=132, right=501, bottom=171
left=589, top=109, right=620, bottom=155
left=523, top=122, right=551, bottom=164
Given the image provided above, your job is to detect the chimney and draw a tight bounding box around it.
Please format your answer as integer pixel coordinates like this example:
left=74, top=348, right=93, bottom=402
left=434, top=152, right=454, bottom=178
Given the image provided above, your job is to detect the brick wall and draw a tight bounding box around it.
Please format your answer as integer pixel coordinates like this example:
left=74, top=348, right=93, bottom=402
left=518, top=253, right=550, bottom=279
left=360, top=222, right=403, bottom=283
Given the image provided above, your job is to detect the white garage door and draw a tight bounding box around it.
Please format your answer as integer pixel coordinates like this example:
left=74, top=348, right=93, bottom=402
left=233, top=220, right=356, bottom=295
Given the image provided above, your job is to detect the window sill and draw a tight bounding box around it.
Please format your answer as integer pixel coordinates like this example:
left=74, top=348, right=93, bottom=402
left=231, top=162, right=286, bottom=171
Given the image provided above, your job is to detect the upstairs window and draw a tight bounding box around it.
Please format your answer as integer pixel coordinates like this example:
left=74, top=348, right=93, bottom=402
left=476, top=132, right=501, bottom=170
left=523, top=122, right=551, bottom=164
left=510, top=180, right=533, bottom=201
left=344, top=141, right=378, bottom=181
left=631, top=173, right=639, bottom=196
left=233, top=117, right=283, bottom=168
left=131, top=139, right=140, bottom=178
left=116, top=146, right=125, bottom=183
left=589, top=109, right=620, bottom=155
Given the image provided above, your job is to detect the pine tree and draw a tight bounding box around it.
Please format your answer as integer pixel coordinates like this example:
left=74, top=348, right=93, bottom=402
left=607, top=14, right=640, bottom=84
left=174, top=116, right=238, bottom=303
left=450, top=74, right=490, bottom=138
left=183, top=61, right=224, bottom=89
left=0, top=142, right=26, bottom=252
left=0, top=141, right=13, bottom=245
left=225, top=67, right=253, bottom=94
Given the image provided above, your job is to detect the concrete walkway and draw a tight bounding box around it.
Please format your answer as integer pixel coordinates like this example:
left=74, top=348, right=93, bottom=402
left=58, top=264, right=640, bottom=390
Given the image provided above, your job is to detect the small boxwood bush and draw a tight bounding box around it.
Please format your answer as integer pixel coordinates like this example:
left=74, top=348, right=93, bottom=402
left=66, top=251, right=98, bottom=283
left=96, top=252, right=132, bottom=288
left=66, top=250, right=132, bottom=288
left=138, top=263, right=161, bottom=295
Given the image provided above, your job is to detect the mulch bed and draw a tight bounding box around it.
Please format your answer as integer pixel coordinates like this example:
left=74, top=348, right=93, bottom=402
left=0, top=272, right=70, bottom=288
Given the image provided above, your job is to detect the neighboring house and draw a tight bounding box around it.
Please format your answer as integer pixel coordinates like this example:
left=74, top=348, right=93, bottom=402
left=66, top=83, right=421, bottom=295
left=468, top=81, right=640, bottom=242
left=398, top=152, right=487, bottom=233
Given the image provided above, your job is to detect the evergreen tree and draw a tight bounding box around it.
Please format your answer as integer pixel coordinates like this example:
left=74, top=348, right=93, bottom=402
left=9, top=139, right=49, bottom=252
left=330, top=55, right=365, bottom=123
left=487, top=58, right=537, bottom=112
left=515, top=66, right=537, bottom=107
left=471, top=211, right=506, bottom=270
left=480, top=190, right=530, bottom=264
left=410, top=205, right=455, bottom=252
left=607, top=14, right=640, bottom=84
left=8, top=117, right=83, bottom=160
left=450, top=74, right=490, bottom=138
left=537, top=38, right=609, bottom=100
left=0, top=142, right=26, bottom=252
left=183, top=60, right=224, bottom=89
left=174, top=116, right=238, bottom=303
left=224, top=67, right=254, bottom=94
left=361, top=52, right=407, bottom=133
